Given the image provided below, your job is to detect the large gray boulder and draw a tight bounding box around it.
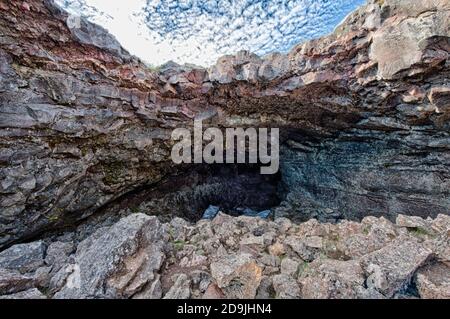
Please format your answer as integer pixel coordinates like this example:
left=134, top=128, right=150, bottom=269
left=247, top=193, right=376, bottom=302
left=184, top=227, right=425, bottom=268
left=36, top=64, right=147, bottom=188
left=0, top=241, right=45, bottom=273
left=54, top=214, right=165, bottom=299
left=361, top=240, right=433, bottom=297
left=210, top=253, right=262, bottom=299
left=298, top=259, right=367, bottom=299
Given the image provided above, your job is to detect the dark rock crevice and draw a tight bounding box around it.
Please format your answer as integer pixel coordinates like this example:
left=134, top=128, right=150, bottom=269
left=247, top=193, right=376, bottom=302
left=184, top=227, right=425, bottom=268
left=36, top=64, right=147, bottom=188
left=93, top=163, right=283, bottom=223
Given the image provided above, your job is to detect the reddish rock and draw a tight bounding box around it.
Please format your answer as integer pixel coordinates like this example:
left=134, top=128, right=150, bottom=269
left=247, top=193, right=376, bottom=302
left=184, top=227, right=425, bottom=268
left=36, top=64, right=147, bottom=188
left=415, top=262, right=450, bottom=299
left=203, top=283, right=226, bottom=299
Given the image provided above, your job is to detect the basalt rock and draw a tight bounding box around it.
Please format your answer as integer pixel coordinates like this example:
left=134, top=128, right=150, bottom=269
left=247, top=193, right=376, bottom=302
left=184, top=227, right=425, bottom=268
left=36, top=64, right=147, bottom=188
left=0, top=241, right=45, bottom=273
left=0, top=0, right=449, bottom=252
left=53, top=214, right=165, bottom=299
left=0, top=268, right=35, bottom=295
left=1, top=212, right=447, bottom=299
left=415, top=262, right=450, bottom=299
left=0, top=287, right=47, bottom=299
left=210, top=253, right=262, bottom=299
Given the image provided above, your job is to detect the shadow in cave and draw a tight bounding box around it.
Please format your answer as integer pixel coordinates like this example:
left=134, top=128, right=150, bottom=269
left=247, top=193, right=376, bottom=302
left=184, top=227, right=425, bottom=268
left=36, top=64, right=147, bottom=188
left=90, top=130, right=300, bottom=224
left=115, top=163, right=283, bottom=222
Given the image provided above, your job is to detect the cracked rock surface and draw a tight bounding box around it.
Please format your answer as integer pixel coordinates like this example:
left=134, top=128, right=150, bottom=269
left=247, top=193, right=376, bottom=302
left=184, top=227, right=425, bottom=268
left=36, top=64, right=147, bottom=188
left=0, top=212, right=448, bottom=299
left=0, top=0, right=449, bottom=299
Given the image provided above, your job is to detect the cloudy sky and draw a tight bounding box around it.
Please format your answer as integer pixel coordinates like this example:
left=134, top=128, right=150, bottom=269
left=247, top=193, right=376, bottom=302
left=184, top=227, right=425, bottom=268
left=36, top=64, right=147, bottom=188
left=56, top=0, right=365, bottom=67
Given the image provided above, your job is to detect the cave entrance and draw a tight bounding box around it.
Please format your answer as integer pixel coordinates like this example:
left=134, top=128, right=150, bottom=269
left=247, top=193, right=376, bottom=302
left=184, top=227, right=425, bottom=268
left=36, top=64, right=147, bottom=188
left=114, top=163, right=282, bottom=222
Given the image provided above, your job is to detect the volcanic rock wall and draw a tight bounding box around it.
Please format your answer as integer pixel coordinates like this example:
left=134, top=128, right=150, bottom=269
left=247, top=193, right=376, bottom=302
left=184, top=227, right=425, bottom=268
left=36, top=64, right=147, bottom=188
left=0, top=0, right=449, bottom=248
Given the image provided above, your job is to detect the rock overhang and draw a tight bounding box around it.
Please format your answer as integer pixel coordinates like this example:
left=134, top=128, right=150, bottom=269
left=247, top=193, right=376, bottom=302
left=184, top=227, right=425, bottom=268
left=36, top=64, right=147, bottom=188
left=0, top=0, right=449, bottom=249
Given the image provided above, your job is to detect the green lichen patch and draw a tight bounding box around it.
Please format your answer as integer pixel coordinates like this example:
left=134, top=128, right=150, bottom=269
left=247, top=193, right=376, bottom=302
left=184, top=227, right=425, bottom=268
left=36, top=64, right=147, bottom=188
left=102, top=161, right=126, bottom=185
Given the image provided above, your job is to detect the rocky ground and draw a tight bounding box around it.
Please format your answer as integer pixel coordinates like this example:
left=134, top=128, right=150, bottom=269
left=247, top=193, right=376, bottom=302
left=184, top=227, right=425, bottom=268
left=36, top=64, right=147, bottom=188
left=0, top=211, right=448, bottom=299
left=0, top=0, right=449, bottom=299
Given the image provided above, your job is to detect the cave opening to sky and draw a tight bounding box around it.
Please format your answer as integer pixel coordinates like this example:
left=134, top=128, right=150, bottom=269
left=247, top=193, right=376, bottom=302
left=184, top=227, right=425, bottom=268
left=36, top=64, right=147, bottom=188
left=56, top=0, right=365, bottom=67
